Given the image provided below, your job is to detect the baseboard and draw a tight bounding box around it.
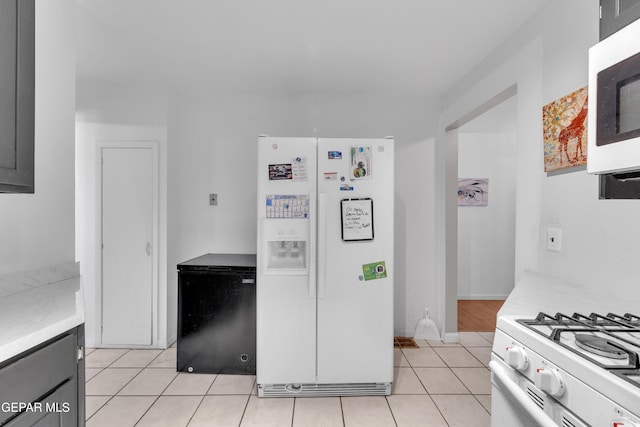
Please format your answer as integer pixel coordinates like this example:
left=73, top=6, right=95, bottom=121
left=443, top=332, right=459, bottom=343
left=167, top=333, right=177, bottom=348
left=85, top=337, right=96, bottom=348
left=86, top=336, right=174, bottom=350
left=457, top=294, right=508, bottom=300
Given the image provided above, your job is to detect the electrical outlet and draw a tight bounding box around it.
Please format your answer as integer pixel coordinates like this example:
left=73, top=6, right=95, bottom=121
left=209, top=193, right=218, bottom=206
left=547, top=227, right=562, bottom=252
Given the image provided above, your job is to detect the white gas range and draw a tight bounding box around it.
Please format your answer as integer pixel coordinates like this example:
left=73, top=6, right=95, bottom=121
left=492, top=311, right=640, bottom=426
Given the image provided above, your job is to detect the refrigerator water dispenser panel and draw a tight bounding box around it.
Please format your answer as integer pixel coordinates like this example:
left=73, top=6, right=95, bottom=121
left=261, top=218, right=309, bottom=274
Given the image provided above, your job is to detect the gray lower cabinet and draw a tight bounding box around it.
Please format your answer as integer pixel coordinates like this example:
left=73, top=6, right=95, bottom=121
left=0, top=326, right=85, bottom=427
left=600, top=0, right=640, bottom=40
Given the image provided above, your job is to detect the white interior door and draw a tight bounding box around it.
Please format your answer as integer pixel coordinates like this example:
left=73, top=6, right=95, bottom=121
left=101, top=147, right=154, bottom=346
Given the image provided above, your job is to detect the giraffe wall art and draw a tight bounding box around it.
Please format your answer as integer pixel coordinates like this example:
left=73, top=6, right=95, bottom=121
left=542, top=86, right=588, bottom=172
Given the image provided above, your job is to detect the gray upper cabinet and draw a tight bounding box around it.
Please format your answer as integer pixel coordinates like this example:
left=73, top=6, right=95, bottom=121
left=600, top=0, right=640, bottom=40
left=0, top=0, right=35, bottom=193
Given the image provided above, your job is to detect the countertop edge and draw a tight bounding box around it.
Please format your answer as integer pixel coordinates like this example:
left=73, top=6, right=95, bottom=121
left=0, top=264, right=84, bottom=364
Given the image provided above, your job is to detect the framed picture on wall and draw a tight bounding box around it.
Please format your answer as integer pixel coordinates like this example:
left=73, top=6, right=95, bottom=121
left=458, top=178, right=489, bottom=206
left=542, top=86, right=588, bottom=172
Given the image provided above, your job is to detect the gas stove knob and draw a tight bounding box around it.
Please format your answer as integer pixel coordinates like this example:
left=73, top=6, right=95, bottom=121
left=613, top=419, right=640, bottom=427
left=534, top=367, right=565, bottom=397
left=505, top=346, right=529, bottom=371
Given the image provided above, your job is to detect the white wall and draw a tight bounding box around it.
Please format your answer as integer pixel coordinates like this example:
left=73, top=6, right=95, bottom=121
left=0, top=0, right=75, bottom=276
left=457, top=131, right=517, bottom=299
left=76, top=89, right=438, bottom=341
left=169, top=93, right=439, bottom=337
left=438, top=0, right=640, bottom=334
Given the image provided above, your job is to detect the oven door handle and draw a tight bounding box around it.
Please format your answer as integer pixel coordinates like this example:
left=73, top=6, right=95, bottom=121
left=489, top=360, right=558, bottom=427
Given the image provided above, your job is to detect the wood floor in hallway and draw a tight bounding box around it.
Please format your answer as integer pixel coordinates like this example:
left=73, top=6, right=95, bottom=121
left=458, top=300, right=505, bottom=332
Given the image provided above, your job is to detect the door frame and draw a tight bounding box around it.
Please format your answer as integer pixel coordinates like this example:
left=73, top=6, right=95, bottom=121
left=443, top=85, right=517, bottom=340
left=95, top=140, right=159, bottom=348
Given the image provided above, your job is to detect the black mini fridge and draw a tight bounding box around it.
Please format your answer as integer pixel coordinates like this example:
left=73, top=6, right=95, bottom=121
left=177, top=253, right=256, bottom=375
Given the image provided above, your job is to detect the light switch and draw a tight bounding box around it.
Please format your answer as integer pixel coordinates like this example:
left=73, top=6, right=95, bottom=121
left=209, top=194, right=218, bottom=206
left=547, top=227, right=562, bottom=252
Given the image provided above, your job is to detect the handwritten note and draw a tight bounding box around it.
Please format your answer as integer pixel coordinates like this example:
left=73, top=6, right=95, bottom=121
left=341, top=198, right=374, bottom=241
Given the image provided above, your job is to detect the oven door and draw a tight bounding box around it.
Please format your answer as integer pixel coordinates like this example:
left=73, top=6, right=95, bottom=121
left=490, top=358, right=587, bottom=427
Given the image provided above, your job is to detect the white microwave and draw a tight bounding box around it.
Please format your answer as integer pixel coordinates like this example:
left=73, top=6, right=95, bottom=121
left=588, top=18, right=640, bottom=174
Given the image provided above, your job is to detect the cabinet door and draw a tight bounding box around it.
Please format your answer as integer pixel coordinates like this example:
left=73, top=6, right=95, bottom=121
left=0, top=335, right=75, bottom=424
left=0, top=329, right=81, bottom=427
left=4, top=379, right=76, bottom=427
left=600, top=0, right=640, bottom=40
left=0, top=0, right=35, bottom=193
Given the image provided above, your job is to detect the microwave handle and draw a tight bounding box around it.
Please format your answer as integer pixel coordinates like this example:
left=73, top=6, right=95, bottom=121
left=489, top=361, right=558, bottom=427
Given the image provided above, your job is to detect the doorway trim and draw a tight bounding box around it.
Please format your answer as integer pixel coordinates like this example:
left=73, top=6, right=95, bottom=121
left=442, top=84, right=517, bottom=341
left=95, top=140, right=160, bottom=348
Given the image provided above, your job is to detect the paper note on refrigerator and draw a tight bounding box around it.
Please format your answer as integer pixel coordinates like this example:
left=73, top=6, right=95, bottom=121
left=341, top=198, right=374, bottom=241
left=351, top=146, right=372, bottom=179
left=266, top=194, right=310, bottom=218
left=291, top=157, right=308, bottom=181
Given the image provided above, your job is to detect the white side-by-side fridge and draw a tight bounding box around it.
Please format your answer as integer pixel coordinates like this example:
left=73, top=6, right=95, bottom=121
left=256, top=136, right=394, bottom=397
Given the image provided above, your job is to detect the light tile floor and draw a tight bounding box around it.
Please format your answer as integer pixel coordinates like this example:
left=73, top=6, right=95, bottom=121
left=85, top=332, right=494, bottom=427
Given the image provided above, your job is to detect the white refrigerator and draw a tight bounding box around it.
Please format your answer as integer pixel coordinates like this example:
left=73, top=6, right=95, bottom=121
left=256, top=136, right=394, bottom=397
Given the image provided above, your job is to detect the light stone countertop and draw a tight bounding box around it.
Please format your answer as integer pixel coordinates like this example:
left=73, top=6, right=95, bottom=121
left=499, top=270, right=640, bottom=318
left=0, top=262, right=84, bottom=363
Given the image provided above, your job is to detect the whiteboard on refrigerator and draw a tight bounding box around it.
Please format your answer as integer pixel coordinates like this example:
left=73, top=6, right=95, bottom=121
left=340, top=198, right=374, bottom=241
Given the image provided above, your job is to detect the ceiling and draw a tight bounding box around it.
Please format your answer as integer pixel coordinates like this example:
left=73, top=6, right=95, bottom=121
left=75, top=0, right=550, bottom=97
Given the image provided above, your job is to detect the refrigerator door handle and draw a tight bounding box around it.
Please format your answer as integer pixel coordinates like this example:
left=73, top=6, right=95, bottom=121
left=317, top=193, right=327, bottom=299
left=308, top=192, right=317, bottom=298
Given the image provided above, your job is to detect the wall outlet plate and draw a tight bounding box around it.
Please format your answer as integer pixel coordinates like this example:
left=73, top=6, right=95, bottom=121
left=209, top=194, right=217, bottom=206
left=546, top=227, right=562, bottom=252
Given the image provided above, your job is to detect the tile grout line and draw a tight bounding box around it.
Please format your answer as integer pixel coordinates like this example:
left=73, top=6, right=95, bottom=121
left=132, top=395, right=162, bottom=426
left=183, top=395, right=206, bottom=427
left=458, top=340, right=493, bottom=411
left=460, top=336, right=493, bottom=416
left=84, top=395, right=112, bottom=423
left=383, top=395, right=400, bottom=427
left=401, top=341, right=451, bottom=426
left=204, top=372, right=220, bottom=395
left=131, top=361, right=182, bottom=425
left=108, top=347, right=164, bottom=427
left=291, top=397, right=296, bottom=427
left=402, top=349, right=433, bottom=396
left=237, top=391, right=252, bottom=427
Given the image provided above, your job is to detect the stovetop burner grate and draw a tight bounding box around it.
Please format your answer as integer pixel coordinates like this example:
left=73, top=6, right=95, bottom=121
left=518, top=312, right=640, bottom=336
left=516, top=311, right=640, bottom=387
left=607, top=313, right=640, bottom=327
